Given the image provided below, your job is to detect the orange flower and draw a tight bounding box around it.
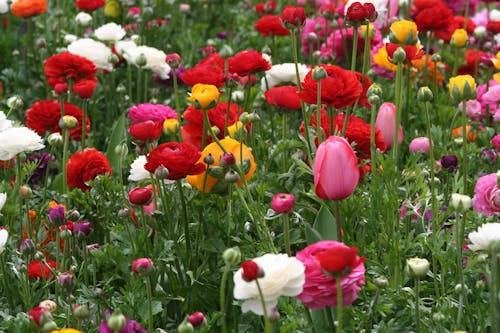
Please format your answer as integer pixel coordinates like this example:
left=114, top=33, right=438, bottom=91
left=452, top=125, right=481, bottom=142
left=410, top=57, right=446, bottom=86
left=11, top=0, right=47, bottom=18
left=186, top=138, right=256, bottom=193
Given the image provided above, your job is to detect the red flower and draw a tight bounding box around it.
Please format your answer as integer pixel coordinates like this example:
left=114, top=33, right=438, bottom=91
left=72, top=79, right=97, bottom=99
left=25, top=99, right=90, bottom=142
left=254, top=15, right=290, bottom=37
left=241, top=260, right=263, bottom=282
left=44, top=52, right=97, bottom=88
left=66, top=148, right=112, bottom=191
left=414, top=2, right=456, bottom=41
left=385, top=43, right=425, bottom=61
left=299, top=65, right=362, bottom=109
left=128, top=187, right=153, bottom=206
left=354, top=72, right=372, bottom=109
left=228, top=50, right=271, bottom=77
left=346, top=2, right=370, bottom=23
left=458, top=49, right=484, bottom=75
left=75, top=0, right=105, bottom=11
left=255, top=1, right=276, bottom=14
left=28, top=306, right=50, bottom=326
left=264, top=86, right=301, bottom=110
left=181, top=53, right=226, bottom=87
left=144, top=142, right=205, bottom=180
left=315, top=245, right=365, bottom=275
left=487, top=20, right=500, bottom=35
left=281, top=5, right=306, bottom=28
left=28, top=260, right=57, bottom=280
left=453, top=16, right=476, bottom=35
left=181, top=102, right=241, bottom=150
left=128, top=120, right=163, bottom=142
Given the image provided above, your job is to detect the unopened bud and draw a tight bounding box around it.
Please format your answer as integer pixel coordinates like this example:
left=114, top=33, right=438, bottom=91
left=178, top=322, right=194, bottom=333
left=373, top=276, right=388, bottom=288
left=114, top=143, right=129, bottom=158
left=312, top=66, right=327, bottom=80
left=431, top=53, right=441, bottom=62
left=47, top=133, right=63, bottom=147
left=225, top=170, right=240, bottom=183
left=219, top=45, right=233, bottom=58
left=72, top=304, right=89, bottom=320
left=392, top=47, right=406, bottom=63
left=204, top=153, right=215, bottom=165
left=154, top=165, right=169, bottom=179
left=20, top=185, right=32, bottom=199
left=417, top=86, right=433, bottom=102
left=108, top=54, right=119, bottom=64
left=163, top=118, right=180, bottom=135
left=223, top=247, right=241, bottom=266
left=220, top=153, right=236, bottom=167
left=135, top=53, right=147, bottom=67
left=107, top=310, right=126, bottom=331
left=59, top=115, right=78, bottom=130
left=7, top=95, right=23, bottom=109
left=67, top=209, right=80, bottom=221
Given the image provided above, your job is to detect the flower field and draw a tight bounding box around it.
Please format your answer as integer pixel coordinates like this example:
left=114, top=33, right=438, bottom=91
left=0, top=0, right=500, bottom=332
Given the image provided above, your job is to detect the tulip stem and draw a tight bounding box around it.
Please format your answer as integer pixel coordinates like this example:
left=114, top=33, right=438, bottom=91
left=336, top=277, right=343, bottom=333
left=256, top=279, right=272, bottom=333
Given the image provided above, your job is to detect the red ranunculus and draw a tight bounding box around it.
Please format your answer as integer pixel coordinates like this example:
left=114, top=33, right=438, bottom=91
left=453, top=16, right=476, bottom=35
left=414, top=2, right=456, bottom=41
left=241, top=260, right=262, bottom=282
left=281, top=5, right=306, bottom=28
left=255, top=1, right=276, bottom=14
left=144, top=142, right=205, bottom=180
left=73, top=79, right=97, bottom=99
left=28, top=306, right=50, bottom=326
left=75, top=0, right=105, bottom=11
left=181, top=53, right=226, bottom=87
left=458, top=49, right=484, bottom=75
left=385, top=43, right=425, bottom=61
left=354, top=72, right=372, bottom=109
left=299, top=65, right=362, bottom=109
left=28, top=260, right=57, bottom=280
left=44, top=52, right=98, bottom=88
left=228, top=50, right=271, bottom=77
left=66, top=148, right=112, bottom=191
left=264, top=86, right=301, bottom=110
left=346, top=2, right=367, bottom=23
left=487, top=20, right=500, bottom=35
left=255, top=15, right=290, bottom=37
left=181, top=102, right=241, bottom=150
left=25, top=99, right=90, bottom=142
left=128, top=120, right=163, bottom=142
left=315, top=245, right=365, bottom=275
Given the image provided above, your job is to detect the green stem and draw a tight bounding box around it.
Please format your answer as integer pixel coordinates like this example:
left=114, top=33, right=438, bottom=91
left=220, top=265, right=230, bottom=333
left=62, top=128, right=70, bottom=203
left=336, top=277, right=343, bottom=333
left=461, top=101, right=468, bottom=194
left=172, top=68, right=181, bottom=113
left=491, top=251, right=500, bottom=333
left=256, top=279, right=272, bottom=333
left=392, top=62, right=404, bottom=168
left=145, top=277, right=154, bottom=332
left=176, top=180, right=190, bottom=263
left=316, top=78, right=323, bottom=144
left=283, top=214, right=291, bottom=257
left=350, top=26, right=358, bottom=72
left=81, top=99, right=87, bottom=150
left=361, top=25, right=371, bottom=77
left=333, top=201, right=342, bottom=242
left=369, top=102, right=377, bottom=176
left=224, top=87, right=233, bottom=137
left=415, top=278, right=421, bottom=332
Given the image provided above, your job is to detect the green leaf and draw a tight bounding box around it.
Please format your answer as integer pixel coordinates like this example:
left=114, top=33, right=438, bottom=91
left=105, top=112, right=126, bottom=174
left=304, top=222, right=322, bottom=244
left=138, top=300, right=163, bottom=322
left=313, top=205, right=337, bottom=241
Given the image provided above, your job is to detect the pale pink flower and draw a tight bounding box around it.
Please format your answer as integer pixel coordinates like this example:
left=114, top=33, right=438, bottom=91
left=375, top=102, right=403, bottom=149
left=409, top=137, right=431, bottom=154
left=472, top=173, right=500, bottom=216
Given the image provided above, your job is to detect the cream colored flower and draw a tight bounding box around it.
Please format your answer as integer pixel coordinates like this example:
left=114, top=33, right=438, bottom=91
left=233, top=253, right=305, bottom=315
left=0, top=127, right=44, bottom=160
left=0, top=193, right=6, bottom=212
left=0, top=111, right=12, bottom=132
left=468, top=223, right=500, bottom=252
left=261, top=63, right=309, bottom=91
left=123, top=46, right=171, bottom=79
left=68, top=38, right=113, bottom=72
left=75, top=12, right=92, bottom=26
left=406, top=258, right=430, bottom=278
left=94, top=22, right=126, bottom=43
left=450, top=193, right=472, bottom=211
left=0, top=228, right=7, bottom=254
left=128, top=155, right=150, bottom=182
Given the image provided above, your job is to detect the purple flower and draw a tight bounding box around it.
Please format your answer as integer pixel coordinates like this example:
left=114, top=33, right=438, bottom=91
left=73, top=221, right=94, bottom=237
left=440, top=154, right=458, bottom=171
left=128, top=103, right=178, bottom=125
left=48, top=206, right=65, bottom=225
left=26, top=153, right=57, bottom=185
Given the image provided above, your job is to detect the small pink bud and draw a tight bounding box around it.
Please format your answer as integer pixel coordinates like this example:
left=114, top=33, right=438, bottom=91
left=220, top=153, right=236, bottom=166
left=165, top=53, right=182, bottom=68
left=132, top=258, right=155, bottom=276
left=271, top=193, right=295, bottom=214
left=409, top=137, right=431, bottom=154
left=188, top=311, right=206, bottom=328
left=375, top=102, right=403, bottom=149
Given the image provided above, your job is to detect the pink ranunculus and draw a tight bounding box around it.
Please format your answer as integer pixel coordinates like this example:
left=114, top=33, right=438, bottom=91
left=461, top=99, right=483, bottom=120
left=314, top=136, right=360, bottom=201
left=472, top=173, right=500, bottom=216
left=301, top=17, right=328, bottom=55
left=491, top=134, right=500, bottom=150
left=375, top=102, right=403, bottom=149
left=128, top=103, right=178, bottom=125
left=296, top=240, right=365, bottom=309
left=409, top=137, right=431, bottom=154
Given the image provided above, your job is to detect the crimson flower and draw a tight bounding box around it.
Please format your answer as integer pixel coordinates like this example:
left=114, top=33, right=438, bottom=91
left=28, top=260, right=57, bottom=280
left=66, top=148, right=112, bottom=191
left=255, top=1, right=276, bottom=14
left=281, top=5, right=306, bottom=28
left=315, top=245, right=365, bottom=276
left=181, top=53, right=226, bottom=87
left=254, top=15, right=290, bottom=37
left=44, top=52, right=97, bottom=88
left=75, top=0, right=105, bottom=11
left=128, top=120, right=163, bottom=142
left=385, top=43, right=425, bottom=61
left=264, top=86, right=301, bottom=110
left=241, top=260, right=263, bottom=282
left=228, top=50, right=271, bottom=77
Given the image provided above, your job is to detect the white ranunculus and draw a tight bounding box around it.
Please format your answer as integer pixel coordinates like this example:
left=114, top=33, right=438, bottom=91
left=490, top=9, right=500, bottom=21
left=0, top=111, right=12, bottom=132
left=64, top=34, right=78, bottom=45
left=0, top=193, right=6, bottom=212
left=75, top=12, right=92, bottom=26
left=469, top=223, right=500, bottom=252
left=450, top=193, right=472, bottom=211
left=0, top=228, right=7, bottom=253
left=261, top=63, right=309, bottom=91
left=0, top=0, right=9, bottom=14
left=123, top=46, right=171, bottom=79
left=128, top=155, right=151, bottom=182
left=115, top=40, right=138, bottom=56
left=406, top=257, right=430, bottom=278
left=0, top=127, right=45, bottom=161
left=233, top=253, right=305, bottom=315
left=68, top=38, right=114, bottom=72
left=94, top=22, right=126, bottom=42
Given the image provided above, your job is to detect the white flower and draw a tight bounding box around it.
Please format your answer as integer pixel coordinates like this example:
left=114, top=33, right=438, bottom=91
left=0, top=111, right=12, bottom=132
left=233, top=253, right=305, bottom=315
left=0, top=127, right=45, bottom=161
left=260, top=63, right=309, bottom=91
left=450, top=193, right=472, bottom=211
left=473, top=26, right=486, bottom=39
left=490, top=9, right=500, bottom=21
left=64, top=34, right=78, bottom=44
left=94, top=23, right=126, bottom=43
left=469, top=223, right=500, bottom=252
left=128, top=155, right=151, bottom=182
left=406, top=258, right=430, bottom=278
left=75, top=12, right=92, bottom=26
left=0, top=193, right=6, bottom=212
left=123, top=46, right=171, bottom=79
left=115, top=40, right=138, bottom=56
left=68, top=38, right=114, bottom=72
left=0, top=228, right=8, bottom=254
left=0, top=0, right=9, bottom=14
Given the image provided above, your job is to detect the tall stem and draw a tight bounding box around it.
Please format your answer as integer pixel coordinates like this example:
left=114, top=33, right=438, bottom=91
left=172, top=69, right=181, bottom=113
left=145, top=277, right=154, bottom=332
left=62, top=128, right=70, bottom=203
left=81, top=99, right=88, bottom=150
left=415, top=278, right=421, bottom=332
left=176, top=180, right=190, bottom=263
left=283, top=214, right=291, bottom=257
left=220, top=265, right=230, bottom=333
left=350, top=26, right=359, bottom=72
left=392, top=62, right=404, bottom=168
left=316, top=78, right=323, bottom=144
left=256, top=279, right=272, bottom=333
left=490, top=251, right=500, bottom=333
left=336, top=277, right=343, bottom=333
left=461, top=101, right=468, bottom=194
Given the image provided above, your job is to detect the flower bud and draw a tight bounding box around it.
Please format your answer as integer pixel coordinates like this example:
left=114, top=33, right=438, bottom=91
left=73, top=221, right=93, bottom=237
left=118, top=208, right=130, bottom=218
left=306, top=32, right=318, bottom=43
left=188, top=311, right=206, bottom=328
left=224, top=170, right=240, bottom=183
left=60, top=228, right=72, bottom=239
left=165, top=53, right=182, bottom=68
left=210, top=125, right=220, bottom=136
left=367, top=83, right=382, bottom=97
left=48, top=206, right=65, bottom=225
left=41, top=320, right=58, bottom=332
left=114, top=143, right=129, bottom=158
left=58, top=115, right=78, bottom=130
left=204, top=153, right=215, bottom=165
left=7, top=95, right=23, bottom=110
left=20, top=239, right=36, bottom=255
left=392, top=47, right=407, bottom=63
left=450, top=193, right=472, bottom=211
left=417, top=86, right=433, bottom=102
left=473, top=26, right=486, bottom=40
left=271, top=193, right=295, bottom=214
left=132, top=257, right=155, bottom=276
left=451, top=28, right=468, bottom=48
left=431, top=53, right=441, bottom=62
left=241, top=260, right=265, bottom=282
left=72, top=304, right=89, bottom=320
left=367, top=95, right=380, bottom=105
left=220, top=153, right=236, bottom=167
left=219, top=45, right=233, bottom=58
left=178, top=322, right=194, bottom=333
left=39, top=300, right=57, bottom=313
left=107, top=310, right=126, bottom=331
left=20, top=185, right=32, bottom=199
left=75, top=12, right=92, bottom=26
left=163, top=118, right=180, bottom=135
left=268, top=308, right=280, bottom=323
left=128, top=187, right=153, bottom=206
left=47, top=133, right=63, bottom=147
left=116, top=84, right=126, bottom=93
left=406, top=257, right=430, bottom=278
left=86, top=243, right=100, bottom=253
left=433, top=312, right=446, bottom=322
left=409, top=137, right=431, bottom=154
left=57, top=272, right=74, bottom=289
left=67, top=209, right=80, bottom=221
left=135, top=53, right=147, bottom=67
left=249, top=112, right=260, bottom=123
left=154, top=165, right=170, bottom=179
left=440, top=154, right=458, bottom=171
left=222, top=247, right=241, bottom=266
left=108, top=54, right=119, bottom=65
left=312, top=66, right=327, bottom=80
left=373, top=276, right=389, bottom=288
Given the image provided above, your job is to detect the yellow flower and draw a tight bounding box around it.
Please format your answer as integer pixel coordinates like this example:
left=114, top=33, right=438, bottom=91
left=373, top=45, right=398, bottom=72
left=227, top=121, right=245, bottom=138
left=51, top=329, right=83, bottom=333
left=104, top=0, right=121, bottom=18
left=448, top=75, right=476, bottom=101
left=492, top=51, right=500, bottom=70
left=360, top=23, right=375, bottom=39
left=163, top=118, right=180, bottom=135
left=389, top=20, right=418, bottom=45
left=451, top=28, right=468, bottom=48
left=186, top=138, right=256, bottom=193
left=188, top=83, right=220, bottom=109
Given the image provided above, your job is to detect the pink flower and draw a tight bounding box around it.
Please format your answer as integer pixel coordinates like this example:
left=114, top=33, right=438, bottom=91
left=472, top=173, right=500, bottom=216
left=409, top=137, right=431, bottom=154
left=296, top=240, right=365, bottom=309
left=271, top=193, right=295, bottom=213
left=491, top=134, right=500, bottom=150
left=461, top=99, right=482, bottom=119
left=132, top=258, right=155, bottom=276
left=314, top=136, right=360, bottom=201
left=128, top=103, right=178, bottom=125
left=375, top=102, right=403, bottom=149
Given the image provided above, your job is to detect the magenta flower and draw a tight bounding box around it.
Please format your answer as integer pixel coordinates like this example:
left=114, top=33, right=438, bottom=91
left=472, top=173, right=500, bottom=216
left=296, top=240, right=365, bottom=309
left=491, top=134, right=500, bottom=150
left=127, top=103, right=178, bottom=125
left=375, top=102, right=403, bottom=149
left=409, top=137, right=431, bottom=154
left=271, top=193, right=295, bottom=214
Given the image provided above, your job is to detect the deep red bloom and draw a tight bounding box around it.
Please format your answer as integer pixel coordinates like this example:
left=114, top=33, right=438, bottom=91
left=181, top=53, right=226, bottom=87
left=346, top=2, right=367, bottom=23
left=44, top=52, right=98, bottom=88
left=181, top=102, right=241, bottom=150
left=354, top=72, right=372, bottom=109
left=453, top=16, right=476, bottom=35
left=75, top=0, right=105, bottom=11
left=385, top=43, right=425, bottom=61
left=315, top=246, right=365, bottom=275
left=414, top=2, right=456, bottom=41
left=128, top=120, right=163, bottom=142
left=320, top=5, right=336, bottom=19
left=458, top=49, right=484, bottom=75
left=144, top=142, right=205, bottom=180
left=241, top=260, right=261, bottom=282
left=299, top=65, right=362, bottom=109
left=264, top=86, right=301, bottom=110
left=281, top=5, right=306, bottom=28
left=487, top=20, right=500, bottom=35
left=72, top=79, right=97, bottom=99
left=128, top=187, right=153, bottom=206
left=28, top=306, right=50, bottom=325
left=28, top=260, right=57, bottom=280
left=255, top=1, right=276, bottom=14
left=25, top=99, right=90, bottom=141
left=228, top=50, right=271, bottom=77
left=254, top=15, right=290, bottom=37
left=66, top=148, right=112, bottom=191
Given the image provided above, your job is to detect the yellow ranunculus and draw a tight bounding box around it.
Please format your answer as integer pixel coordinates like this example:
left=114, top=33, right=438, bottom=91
left=104, top=0, right=121, bottom=18
left=451, top=28, right=468, bottom=48
left=51, top=329, right=83, bottom=333
left=448, top=75, right=476, bottom=101
left=227, top=121, right=245, bottom=138
left=188, top=83, right=220, bottom=109
left=389, top=20, right=418, bottom=45
left=360, top=23, right=375, bottom=39
left=373, top=45, right=398, bottom=72
left=492, top=51, right=500, bottom=70
left=163, top=118, right=180, bottom=135
left=186, top=138, right=256, bottom=193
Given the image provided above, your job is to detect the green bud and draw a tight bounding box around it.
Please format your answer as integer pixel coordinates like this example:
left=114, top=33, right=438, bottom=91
left=367, top=83, right=383, bottom=97
left=373, top=276, right=388, bottom=288
left=154, top=165, right=169, bottom=179
left=135, top=53, right=147, bottom=67
left=47, top=133, right=63, bottom=147
left=58, top=115, right=78, bottom=130
left=72, top=304, right=89, bottom=320
left=107, top=310, right=127, bottom=331
left=432, top=312, right=446, bottom=322
left=406, top=257, right=430, bottom=278
left=219, top=45, right=233, bottom=58
left=7, top=95, right=24, bottom=109
left=41, top=320, right=58, bottom=333
left=222, top=247, right=241, bottom=266
left=367, top=95, right=380, bottom=105
left=312, top=67, right=327, bottom=80
left=114, top=143, right=129, bottom=158
left=431, top=53, right=441, bottom=62
left=178, top=322, right=194, bottom=333
left=204, top=153, right=215, bottom=165
left=392, top=47, right=407, bottom=64
left=225, top=170, right=240, bottom=183
left=417, top=86, right=433, bottom=102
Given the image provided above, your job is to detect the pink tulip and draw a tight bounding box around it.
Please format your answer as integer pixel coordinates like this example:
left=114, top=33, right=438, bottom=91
left=409, top=137, right=431, bottom=154
left=375, top=102, right=403, bottom=149
left=314, top=136, right=360, bottom=200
